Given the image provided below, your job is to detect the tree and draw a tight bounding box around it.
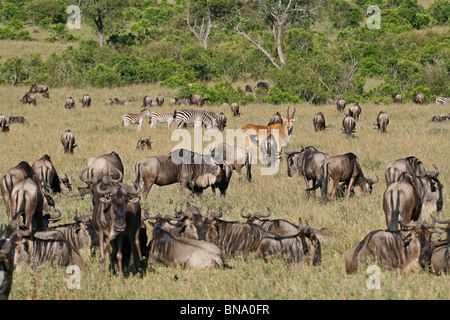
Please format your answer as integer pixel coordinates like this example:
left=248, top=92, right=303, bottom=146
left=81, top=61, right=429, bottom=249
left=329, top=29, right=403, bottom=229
left=79, top=0, right=128, bottom=46
left=185, top=0, right=214, bottom=50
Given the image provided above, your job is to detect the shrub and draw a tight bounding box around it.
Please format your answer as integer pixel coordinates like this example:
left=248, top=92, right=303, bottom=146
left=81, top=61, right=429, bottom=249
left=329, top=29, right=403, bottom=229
left=428, top=0, right=450, bottom=25
left=88, top=64, right=120, bottom=88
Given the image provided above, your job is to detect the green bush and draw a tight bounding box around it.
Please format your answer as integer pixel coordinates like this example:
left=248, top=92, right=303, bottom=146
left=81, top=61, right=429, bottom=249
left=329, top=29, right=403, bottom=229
left=428, top=0, right=450, bottom=25
left=262, top=87, right=300, bottom=105
left=88, top=64, right=120, bottom=88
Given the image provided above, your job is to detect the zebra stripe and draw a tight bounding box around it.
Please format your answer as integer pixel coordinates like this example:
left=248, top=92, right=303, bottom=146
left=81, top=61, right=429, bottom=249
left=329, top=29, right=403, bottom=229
left=175, top=109, right=218, bottom=129
left=150, top=111, right=176, bottom=128
left=122, top=109, right=151, bottom=131
left=435, top=97, right=450, bottom=104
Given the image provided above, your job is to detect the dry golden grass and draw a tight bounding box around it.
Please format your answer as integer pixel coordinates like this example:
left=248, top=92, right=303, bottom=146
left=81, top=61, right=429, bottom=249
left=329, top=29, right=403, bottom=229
left=0, top=84, right=449, bottom=300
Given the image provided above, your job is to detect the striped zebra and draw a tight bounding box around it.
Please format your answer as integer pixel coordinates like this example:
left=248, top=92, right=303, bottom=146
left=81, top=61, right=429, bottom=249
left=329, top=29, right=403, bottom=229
left=175, top=109, right=218, bottom=129
left=150, top=111, right=176, bottom=128
left=122, top=108, right=152, bottom=131
left=435, top=97, right=450, bottom=104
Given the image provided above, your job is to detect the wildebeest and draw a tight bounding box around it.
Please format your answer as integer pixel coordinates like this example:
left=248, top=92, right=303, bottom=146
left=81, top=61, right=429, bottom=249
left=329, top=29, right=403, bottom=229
left=268, top=112, right=283, bottom=126
left=64, top=97, right=76, bottom=109
left=230, top=102, right=241, bottom=117
left=29, top=84, right=49, bottom=98
left=313, top=112, right=327, bottom=132
left=286, top=146, right=330, bottom=199
left=429, top=114, right=450, bottom=122
left=430, top=214, right=450, bottom=275
left=336, top=99, right=346, bottom=112
left=19, top=92, right=36, bottom=106
left=348, top=103, right=361, bottom=121
left=81, top=94, right=91, bottom=108
left=345, top=221, right=432, bottom=274
left=311, top=152, right=379, bottom=203
left=325, top=98, right=337, bottom=105
left=255, top=218, right=322, bottom=265
left=0, top=224, right=14, bottom=300
left=255, top=82, right=269, bottom=90
left=189, top=94, right=206, bottom=107
left=136, top=137, right=152, bottom=150
left=0, top=114, right=9, bottom=132
left=342, top=114, right=356, bottom=137
left=80, top=151, right=124, bottom=184
left=435, top=97, right=450, bottom=104
left=61, top=129, right=77, bottom=154
left=32, top=154, right=71, bottom=194
left=413, top=93, right=424, bottom=104
left=375, top=111, right=389, bottom=133
left=385, top=156, right=431, bottom=187
left=156, top=94, right=164, bottom=106
left=210, top=143, right=252, bottom=183
left=245, top=85, right=253, bottom=94
left=218, top=112, right=227, bottom=131
left=134, top=149, right=233, bottom=198
left=8, top=115, right=29, bottom=126
left=393, top=93, right=402, bottom=104
left=142, top=95, right=152, bottom=108
left=383, top=170, right=443, bottom=231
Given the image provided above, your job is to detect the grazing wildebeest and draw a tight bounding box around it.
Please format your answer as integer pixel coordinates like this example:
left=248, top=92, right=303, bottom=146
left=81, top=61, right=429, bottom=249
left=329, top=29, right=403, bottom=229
left=210, top=143, right=252, bottom=183
left=286, top=146, right=330, bottom=199
left=1, top=161, right=35, bottom=220
left=142, top=95, right=152, bottom=108
left=393, top=93, right=402, bottom=104
left=189, top=94, right=205, bottom=107
left=345, top=221, right=432, bottom=274
left=19, top=92, right=36, bottom=106
left=230, top=102, right=241, bottom=117
left=255, top=82, right=269, bottom=90
left=383, top=170, right=443, bottom=231
left=376, top=111, right=389, bottom=133
left=156, top=94, right=164, bottom=106
left=348, top=103, right=361, bottom=121
left=134, top=149, right=233, bottom=198
left=268, top=112, right=283, bottom=126
left=92, top=181, right=142, bottom=276
left=32, top=154, right=71, bottom=194
left=136, top=137, right=152, bottom=150
left=255, top=218, right=322, bottom=265
left=413, top=93, right=424, bottom=104
left=385, top=156, right=431, bottom=187
left=0, top=224, right=14, bottom=300
left=311, top=152, right=379, bottom=203
left=336, top=99, right=346, bottom=112
left=29, top=84, right=49, bottom=98
left=435, top=97, right=450, bottom=104
left=313, top=112, right=327, bottom=132
left=342, top=114, right=356, bottom=137
left=64, top=97, right=76, bottom=109
left=245, top=85, right=254, bottom=94
left=218, top=112, right=227, bottom=131
left=61, top=129, right=77, bottom=154
left=0, top=114, right=9, bottom=132
left=8, top=115, right=29, bottom=126
left=81, top=94, right=91, bottom=108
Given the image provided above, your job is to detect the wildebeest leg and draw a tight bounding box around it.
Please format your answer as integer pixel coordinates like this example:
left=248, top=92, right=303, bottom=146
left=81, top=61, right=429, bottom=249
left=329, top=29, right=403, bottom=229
left=142, top=179, right=155, bottom=199
left=235, top=165, right=243, bottom=183
left=132, top=231, right=143, bottom=275
left=98, top=231, right=106, bottom=263
left=331, top=179, right=340, bottom=202
left=116, top=237, right=124, bottom=277
left=347, top=177, right=356, bottom=199
left=304, top=176, right=311, bottom=200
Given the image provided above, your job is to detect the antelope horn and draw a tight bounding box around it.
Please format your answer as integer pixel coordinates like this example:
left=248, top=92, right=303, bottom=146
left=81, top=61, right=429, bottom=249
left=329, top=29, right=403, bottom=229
left=110, top=167, right=123, bottom=183
left=240, top=208, right=251, bottom=219
left=287, top=106, right=291, bottom=118
left=48, top=209, right=62, bottom=220
left=431, top=164, right=439, bottom=177
left=143, top=209, right=161, bottom=220
left=79, top=168, right=89, bottom=184
left=369, top=175, right=380, bottom=184
left=399, top=219, right=421, bottom=229
left=431, top=211, right=450, bottom=225
left=95, top=181, right=113, bottom=195
left=255, top=207, right=272, bottom=219
left=292, top=107, right=296, bottom=118
left=74, top=209, right=79, bottom=221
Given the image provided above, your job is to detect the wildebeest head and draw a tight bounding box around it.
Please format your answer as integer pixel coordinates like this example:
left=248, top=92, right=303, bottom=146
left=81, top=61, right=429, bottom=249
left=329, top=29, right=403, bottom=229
left=353, top=171, right=379, bottom=196
left=400, top=220, right=433, bottom=269
left=0, top=224, right=14, bottom=300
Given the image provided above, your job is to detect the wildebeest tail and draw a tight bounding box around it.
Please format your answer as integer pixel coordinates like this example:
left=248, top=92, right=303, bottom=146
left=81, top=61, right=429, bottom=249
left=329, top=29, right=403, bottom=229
left=321, top=162, right=329, bottom=201
left=134, top=163, right=142, bottom=190
left=388, top=190, right=399, bottom=231
left=312, top=235, right=322, bottom=266
left=246, top=152, right=252, bottom=183
left=12, top=191, right=26, bottom=221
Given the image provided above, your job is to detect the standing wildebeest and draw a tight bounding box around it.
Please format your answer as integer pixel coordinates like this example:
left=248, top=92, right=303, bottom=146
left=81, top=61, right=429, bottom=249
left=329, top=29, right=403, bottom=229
left=29, top=84, right=49, bottom=98
left=313, top=112, right=326, bottom=132
left=376, top=111, right=389, bottom=133
left=311, top=153, right=379, bottom=203
left=134, top=149, right=233, bottom=198
left=268, top=112, right=283, bottom=126
left=0, top=224, right=14, bottom=300
left=19, top=92, right=36, bottom=106
left=336, top=99, right=346, bottom=112
left=385, top=156, right=431, bottom=187
left=286, top=146, right=330, bottom=199
left=230, top=102, right=241, bottom=117
left=413, top=93, right=425, bottom=104
left=210, top=143, right=252, bottom=183
left=156, top=94, right=164, bottom=106
left=189, top=94, right=205, bottom=107
left=81, top=94, right=91, bottom=108
left=345, top=221, right=432, bottom=274
left=32, top=154, right=71, bottom=194
left=92, top=181, right=142, bottom=276
left=393, top=93, right=402, bottom=104
left=217, top=112, right=227, bottom=131
left=8, top=115, right=29, bottom=126
left=142, top=95, right=152, bottom=108
left=64, top=97, right=76, bottom=109
left=0, top=114, right=9, bottom=133
left=383, top=170, right=443, bottom=231
left=136, top=137, right=152, bottom=150
left=342, top=114, right=356, bottom=137
left=348, top=103, right=361, bottom=121
left=61, top=129, right=77, bottom=154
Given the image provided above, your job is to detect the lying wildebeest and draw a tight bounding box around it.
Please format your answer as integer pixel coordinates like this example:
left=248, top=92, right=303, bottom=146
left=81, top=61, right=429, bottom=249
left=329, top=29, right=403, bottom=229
left=32, top=154, right=71, bottom=194
left=255, top=218, right=322, bottom=266
left=0, top=224, right=14, bottom=300
left=0, top=114, right=9, bottom=132
left=375, top=111, right=389, bottom=133
left=230, top=102, right=241, bottom=117
left=134, top=149, right=233, bottom=198
left=142, top=95, right=152, bottom=108
left=8, top=115, right=29, bottom=126
left=64, top=97, right=76, bottom=109
left=345, top=220, right=432, bottom=274
left=286, top=146, right=330, bottom=199
left=105, top=98, right=113, bottom=105
left=136, top=137, right=152, bottom=150
left=325, top=98, right=337, bottom=105
left=61, top=129, right=77, bottom=154
left=268, top=112, right=283, bottom=126
left=383, top=170, right=443, bottom=231
left=19, top=92, right=36, bottom=106
left=156, top=94, right=164, bottom=106
left=393, top=93, right=402, bottom=104
left=342, top=114, right=356, bottom=137
left=429, top=114, right=450, bottom=122
left=313, top=112, right=327, bottom=132
left=430, top=214, right=450, bottom=275
left=413, top=92, right=424, bottom=104
left=29, top=84, right=49, bottom=98
left=435, top=97, right=450, bottom=105
left=210, top=143, right=252, bottom=183
left=309, top=152, right=379, bottom=203
left=348, top=103, right=361, bottom=121
left=336, top=99, right=346, bottom=112
left=81, top=94, right=91, bottom=107
left=385, top=156, right=433, bottom=187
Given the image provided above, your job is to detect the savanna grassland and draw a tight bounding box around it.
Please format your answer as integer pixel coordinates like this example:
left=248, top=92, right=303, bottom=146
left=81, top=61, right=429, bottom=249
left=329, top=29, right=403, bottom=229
left=0, top=84, right=449, bottom=300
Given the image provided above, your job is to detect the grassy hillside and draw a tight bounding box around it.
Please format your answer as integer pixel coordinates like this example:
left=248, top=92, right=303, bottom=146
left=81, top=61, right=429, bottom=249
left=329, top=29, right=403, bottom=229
left=0, top=84, right=449, bottom=300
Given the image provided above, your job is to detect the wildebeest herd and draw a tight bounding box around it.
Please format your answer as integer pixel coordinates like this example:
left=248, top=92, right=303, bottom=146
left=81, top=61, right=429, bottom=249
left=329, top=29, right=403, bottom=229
left=0, top=84, right=449, bottom=300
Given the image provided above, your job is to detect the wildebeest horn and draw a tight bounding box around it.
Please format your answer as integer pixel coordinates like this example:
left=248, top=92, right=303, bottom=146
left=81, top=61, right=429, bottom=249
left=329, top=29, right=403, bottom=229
left=399, top=219, right=421, bottom=229
left=143, top=209, right=161, bottom=220
left=369, top=175, right=380, bottom=184
left=240, top=208, right=251, bottom=219
left=255, top=207, right=272, bottom=219
left=74, top=209, right=79, bottom=221
left=431, top=211, right=450, bottom=225
left=431, top=164, right=439, bottom=177
left=207, top=209, right=222, bottom=219
left=96, top=181, right=114, bottom=195
left=79, top=168, right=89, bottom=184
left=48, top=209, right=62, bottom=220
